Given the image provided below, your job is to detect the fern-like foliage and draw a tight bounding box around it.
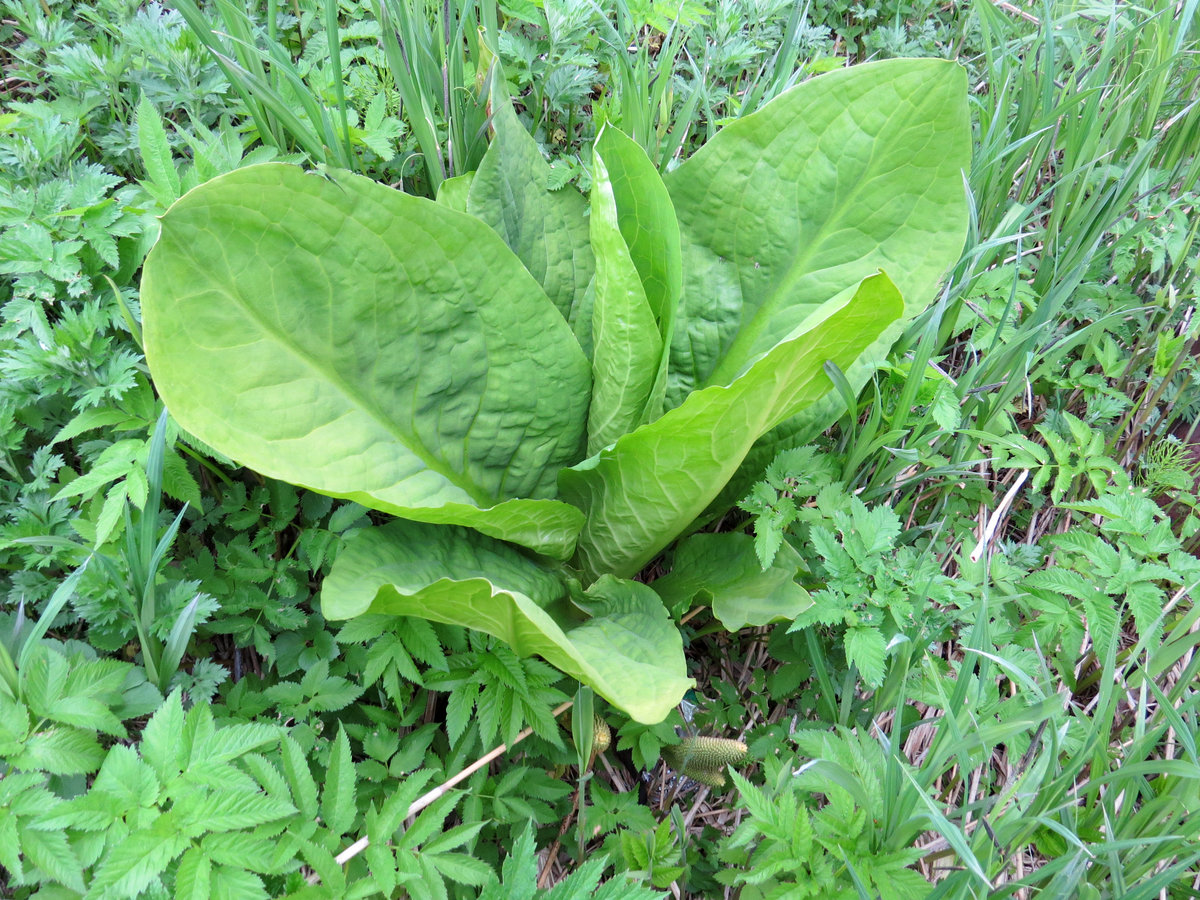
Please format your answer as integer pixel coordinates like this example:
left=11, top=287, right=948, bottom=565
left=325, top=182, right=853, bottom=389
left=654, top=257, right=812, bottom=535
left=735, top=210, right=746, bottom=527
left=479, top=824, right=665, bottom=900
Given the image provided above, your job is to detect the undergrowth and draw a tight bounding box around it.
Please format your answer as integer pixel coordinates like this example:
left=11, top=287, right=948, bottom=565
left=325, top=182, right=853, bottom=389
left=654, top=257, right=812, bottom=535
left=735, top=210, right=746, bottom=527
left=2, top=0, right=1200, bottom=897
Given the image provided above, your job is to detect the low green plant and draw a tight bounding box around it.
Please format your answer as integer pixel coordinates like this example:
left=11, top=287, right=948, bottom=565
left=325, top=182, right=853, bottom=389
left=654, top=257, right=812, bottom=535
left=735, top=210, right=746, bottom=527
left=479, top=823, right=665, bottom=899
left=138, top=59, right=969, bottom=723
left=738, top=446, right=961, bottom=687
left=719, top=733, right=930, bottom=899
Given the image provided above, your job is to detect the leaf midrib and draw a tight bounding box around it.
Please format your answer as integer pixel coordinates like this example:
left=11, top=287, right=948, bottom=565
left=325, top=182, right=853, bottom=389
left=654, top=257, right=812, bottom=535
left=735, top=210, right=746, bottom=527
left=178, top=225, right=497, bottom=508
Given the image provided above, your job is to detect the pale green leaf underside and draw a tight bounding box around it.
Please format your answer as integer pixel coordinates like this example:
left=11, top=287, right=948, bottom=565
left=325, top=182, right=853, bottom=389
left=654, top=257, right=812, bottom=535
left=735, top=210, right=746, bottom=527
left=142, top=164, right=589, bottom=558
left=560, top=273, right=903, bottom=581
left=651, top=533, right=811, bottom=631
left=436, top=172, right=474, bottom=212
left=664, top=58, right=970, bottom=402
left=321, top=522, right=691, bottom=723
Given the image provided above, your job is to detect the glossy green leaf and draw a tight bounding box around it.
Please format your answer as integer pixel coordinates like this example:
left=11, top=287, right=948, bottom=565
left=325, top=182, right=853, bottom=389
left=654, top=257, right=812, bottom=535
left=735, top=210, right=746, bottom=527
left=560, top=273, right=902, bottom=580
left=650, top=533, right=810, bottom=630
left=467, top=72, right=594, bottom=327
left=592, top=125, right=681, bottom=424
left=142, top=163, right=589, bottom=558
left=664, top=59, right=970, bottom=408
left=586, top=135, right=662, bottom=453
left=321, top=521, right=691, bottom=722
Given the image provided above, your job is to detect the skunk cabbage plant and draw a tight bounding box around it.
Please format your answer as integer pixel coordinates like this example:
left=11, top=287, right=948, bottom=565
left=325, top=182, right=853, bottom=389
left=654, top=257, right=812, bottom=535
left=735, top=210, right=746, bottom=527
left=141, top=59, right=969, bottom=722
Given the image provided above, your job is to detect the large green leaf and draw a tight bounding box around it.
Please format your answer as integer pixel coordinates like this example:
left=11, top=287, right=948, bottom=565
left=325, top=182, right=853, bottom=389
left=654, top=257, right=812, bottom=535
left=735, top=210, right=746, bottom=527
left=560, top=272, right=902, bottom=581
left=592, top=125, right=682, bottom=427
left=664, top=59, right=970, bottom=407
left=467, top=73, right=594, bottom=329
left=650, top=533, right=810, bottom=631
left=142, top=163, right=589, bottom=558
left=321, top=521, right=691, bottom=723
left=586, top=131, right=662, bottom=454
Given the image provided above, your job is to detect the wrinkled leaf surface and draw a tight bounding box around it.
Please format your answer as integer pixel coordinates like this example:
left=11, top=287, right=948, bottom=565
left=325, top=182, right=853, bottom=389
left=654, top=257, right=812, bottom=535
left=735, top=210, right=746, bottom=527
left=142, top=164, right=589, bottom=558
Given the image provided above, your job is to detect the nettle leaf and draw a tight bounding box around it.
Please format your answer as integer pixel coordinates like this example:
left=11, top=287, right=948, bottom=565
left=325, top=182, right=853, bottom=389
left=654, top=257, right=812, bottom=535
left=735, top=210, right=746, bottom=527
left=18, top=825, right=85, bottom=893
left=142, top=163, right=590, bottom=559
left=85, top=813, right=190, bottom=898
left=175, top=848, right=213, bottom=900
left=651, top=532, right=811, bottom=630
left=561, top=273, right=903, bottom=580
left=141, top=688, right=186, bottom=783
left=321, top=724, right=356, bottom=837
left=321, top=520, right=690, bottom=723
left=844, top=626, right=887, bottom=687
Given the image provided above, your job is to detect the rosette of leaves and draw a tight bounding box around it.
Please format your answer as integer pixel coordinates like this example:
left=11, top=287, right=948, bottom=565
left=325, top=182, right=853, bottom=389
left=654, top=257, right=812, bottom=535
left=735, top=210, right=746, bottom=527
left=140, top=61, right=969, bottom=723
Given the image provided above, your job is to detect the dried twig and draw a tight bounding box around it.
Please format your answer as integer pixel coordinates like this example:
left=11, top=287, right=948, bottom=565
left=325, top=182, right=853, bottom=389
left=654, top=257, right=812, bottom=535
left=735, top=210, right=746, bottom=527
left=306, top=699, right=574, bottom=884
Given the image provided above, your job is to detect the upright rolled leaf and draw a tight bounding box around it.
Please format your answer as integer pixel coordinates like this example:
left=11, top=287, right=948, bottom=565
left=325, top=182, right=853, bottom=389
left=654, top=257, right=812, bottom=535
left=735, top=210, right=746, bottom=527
left=467, top=72, right=594, bottom=330
left=142, top=163, right=589, bottom=558
left=561, top=273, right=902, bottom=580
left=322, top=521, right=691, bottom=723
left=592, top=125, right=682, bottom=425
left=664, top=59, right=970, bottom=407
left=586, top=137, right=662, bottom=453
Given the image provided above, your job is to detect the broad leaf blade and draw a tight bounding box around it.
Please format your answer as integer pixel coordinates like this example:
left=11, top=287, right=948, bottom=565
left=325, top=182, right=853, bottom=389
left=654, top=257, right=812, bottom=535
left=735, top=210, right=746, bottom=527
left=586, top=142, right=661, bottom=453
left=592, top=125, right=682, bottom=423
left=321, top=521, right=691, bottom=723
left=651, top=533, right=811, bottom=630
left=665, top=59, right=970, bottom=405
left=142, top=163, right=590, bottom=558
left=560, top=273, right=902, bottom=580
left=467, top=72, right=594, bottom=328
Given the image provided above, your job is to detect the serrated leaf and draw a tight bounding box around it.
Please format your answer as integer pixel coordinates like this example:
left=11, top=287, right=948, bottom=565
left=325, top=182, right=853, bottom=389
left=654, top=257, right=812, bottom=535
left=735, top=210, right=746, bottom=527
left=92, top=744, right=160, bottom=811
left=0, top=814, right=22, bottom=881
left=18, top=824, right=85, bottom=893
left=211, top=864, right=269, bottom=900
left=141, top=688, right=186, bottom=782
left=202, top=833, right=280, bottom=873
left=32, top=791, right=118, bottom=831
left=321, top=724, right=356, bottom=836
left=929, top=380, right=961, bottom=431
left=174, top=848, right=212, bottom=900
left=137, top=93, right=181, bottom=202
left=478, top=823, right=536, bottom=900
left=194, top=722, right=280, bottom=764
left=176, top=789, right=296, bottom=833
left=21, top=643, right=69, bottom=719
left=445, top=685, right=472, bottom=746
left=429, top=851, right=494, bottom=886
left=9, top=726, right=105, bottom=775
left=43, top=693, right=127, bottom=736
left=844, top=626, right=887, bottom=687
left=281, top=736, right=319, bottom=819
left=85, top=816, right=190, bottom=898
